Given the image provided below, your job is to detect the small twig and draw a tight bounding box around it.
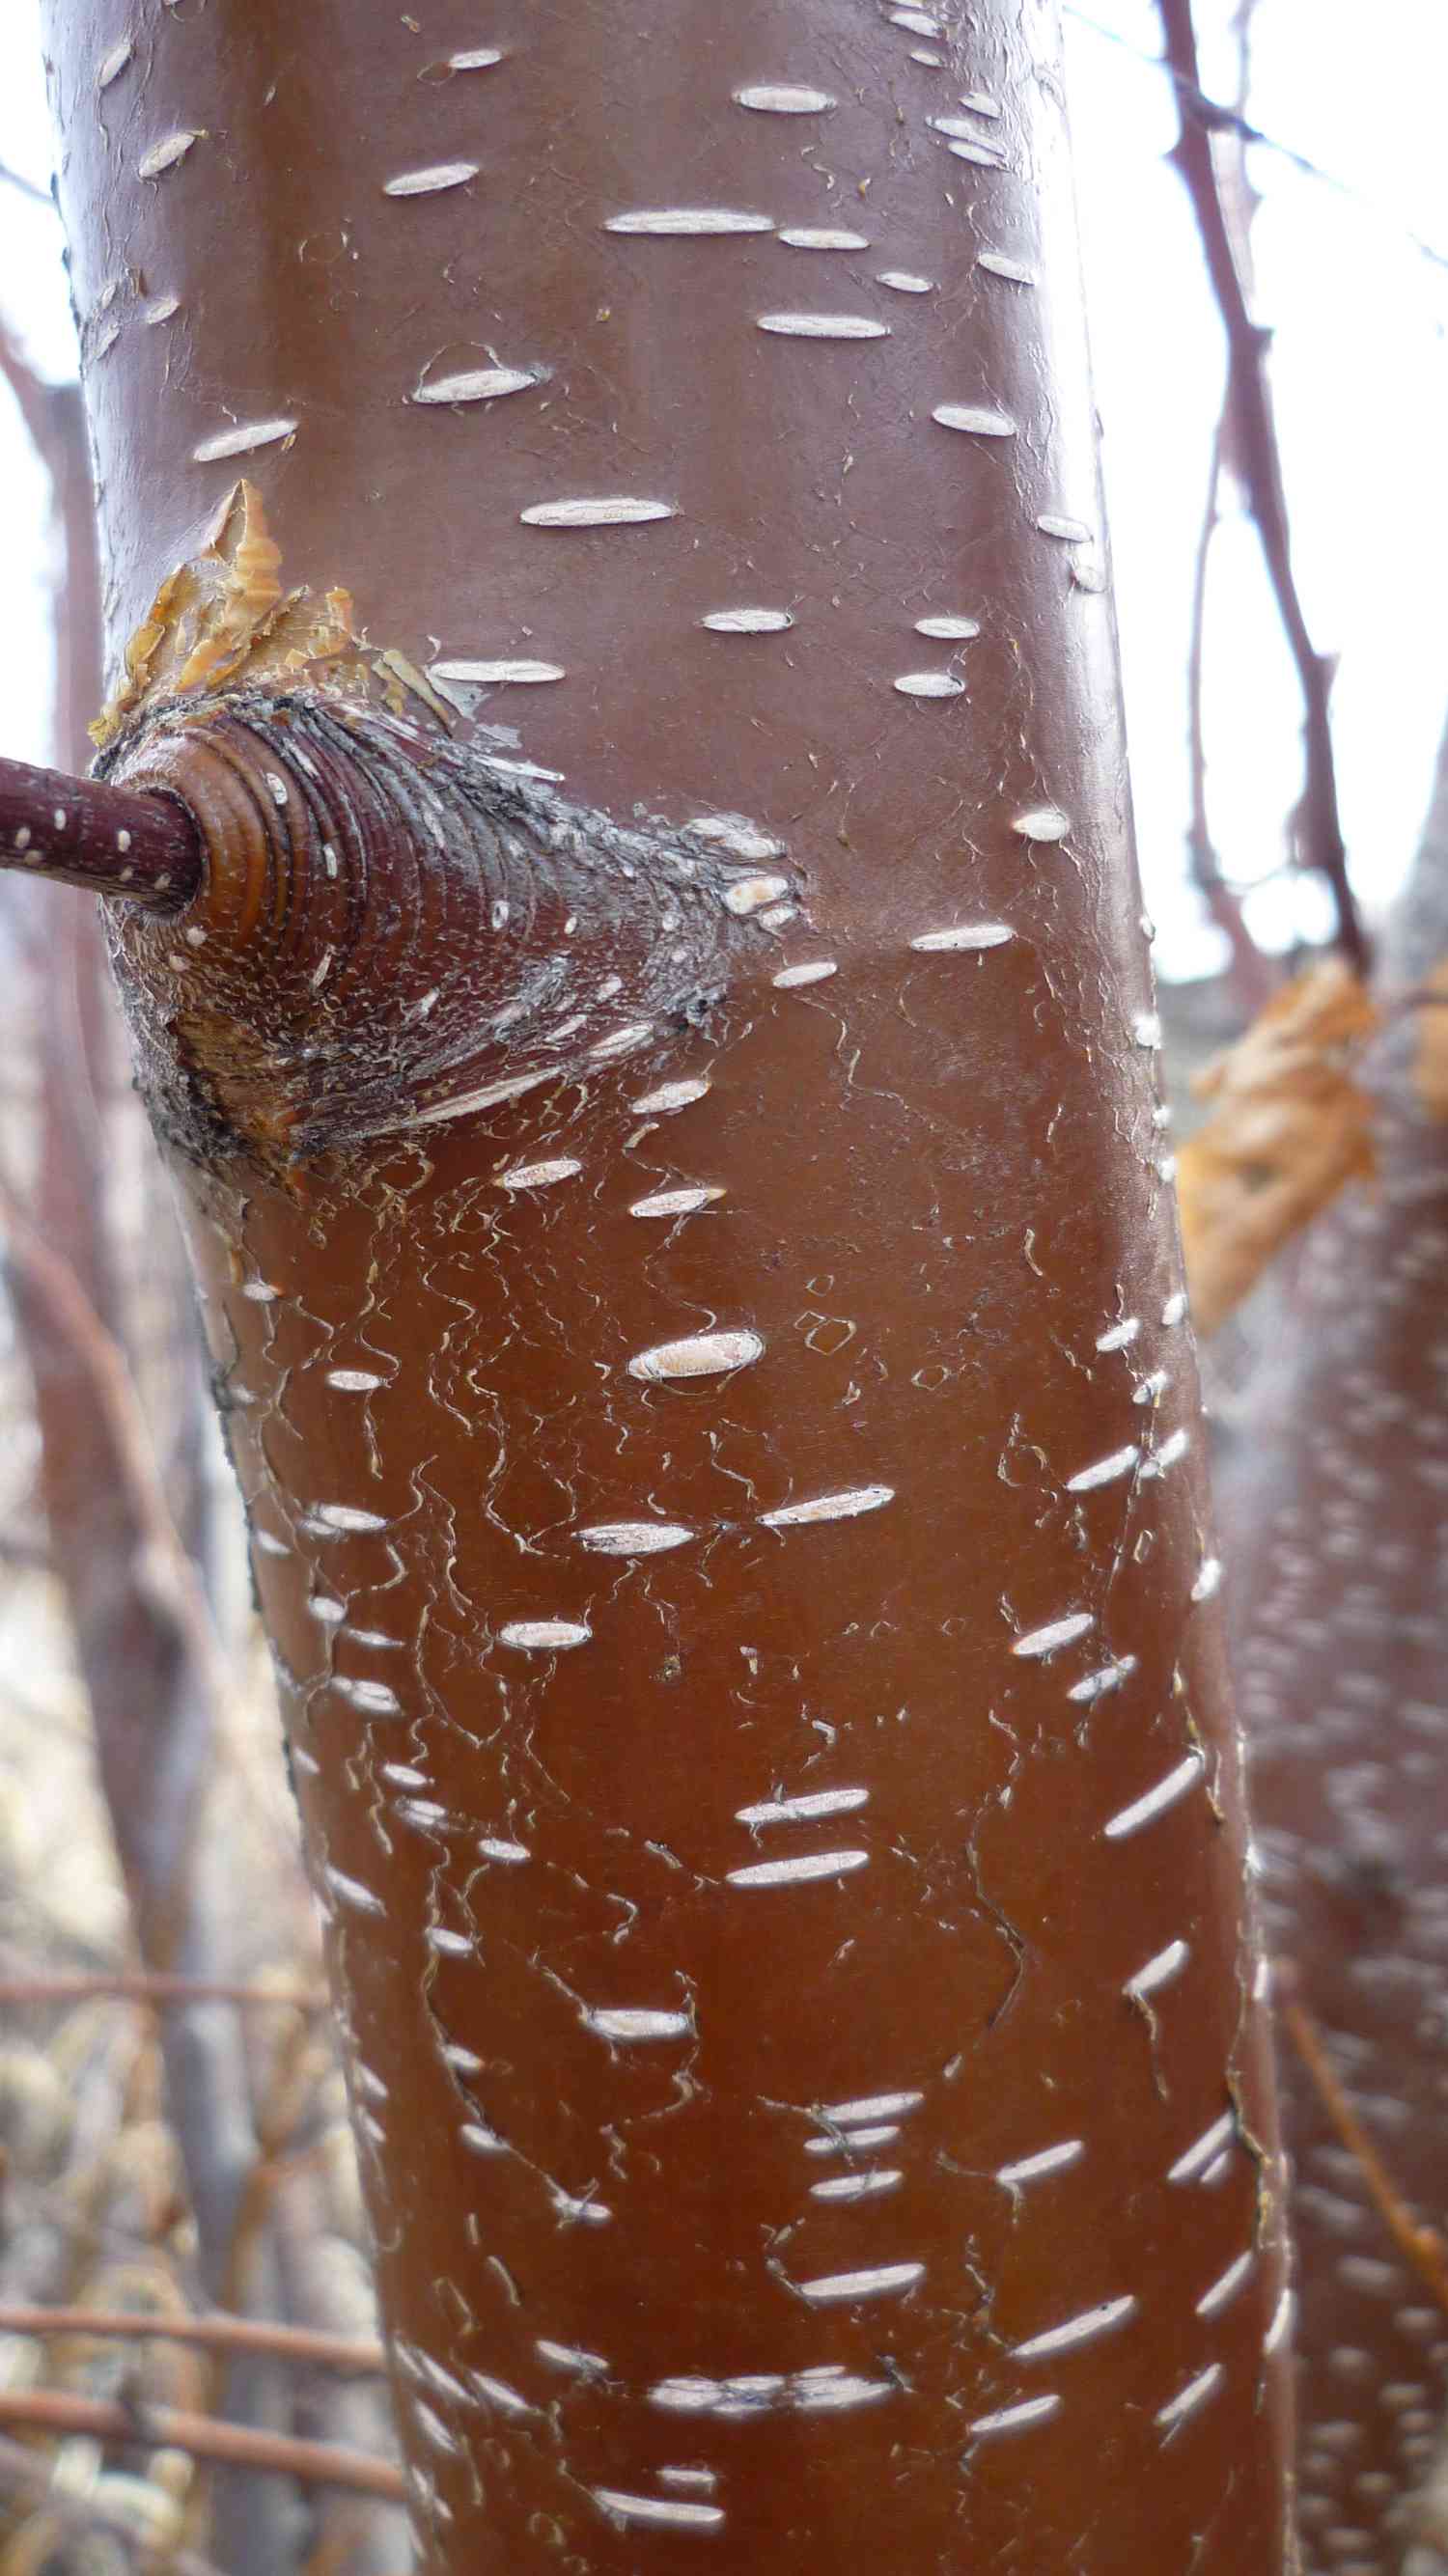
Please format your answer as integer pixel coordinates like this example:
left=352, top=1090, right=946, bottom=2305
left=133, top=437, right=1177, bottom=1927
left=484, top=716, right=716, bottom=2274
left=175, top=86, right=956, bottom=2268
left=1185, top=419, right=1274, bottom=1011
left=1281, top=1986, right=1448, bottom=2319
left=1067, top=7, right=1448, bottom=278
left=0, top=160, right=52, bottom=211
left=219, top=2013, right=338, bottom=2341
left=0, top=2303, right=384, bottom=2379
left=1389, top=985, right=1448, bottom=1018
left=0, top=2389, right=406, bottom=2502
left=1156, top=0, right=1369, bottom=980
left=0, top=752, right=201, bottom=908
left=0, top=2429, right=226, bottom=2576
left=0, top=1175, right=236, bottom=1728
left=1181, top=0, right=1271, bottom=1014
left=0, top=321, right=71, bottom=482
left=0, top=1972, right=326, bottom=2011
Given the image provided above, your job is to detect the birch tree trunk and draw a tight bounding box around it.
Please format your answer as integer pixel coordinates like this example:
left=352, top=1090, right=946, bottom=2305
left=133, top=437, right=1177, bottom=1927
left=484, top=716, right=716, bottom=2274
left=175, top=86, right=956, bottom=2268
left=1222, top=722, right=1448, bottom=2576
left=34, top=2, right=1293, bottom=2565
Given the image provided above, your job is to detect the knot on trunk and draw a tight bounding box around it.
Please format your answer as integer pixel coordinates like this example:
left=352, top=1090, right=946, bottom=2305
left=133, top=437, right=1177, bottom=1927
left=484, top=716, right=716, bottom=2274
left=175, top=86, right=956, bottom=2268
left=99, top=691, right=798, bottom=1174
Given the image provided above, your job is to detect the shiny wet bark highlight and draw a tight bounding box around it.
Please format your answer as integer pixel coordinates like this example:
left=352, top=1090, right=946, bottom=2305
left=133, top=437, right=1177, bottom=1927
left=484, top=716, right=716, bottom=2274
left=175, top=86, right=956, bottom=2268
left=39, top=2, right=1293, bottom=2566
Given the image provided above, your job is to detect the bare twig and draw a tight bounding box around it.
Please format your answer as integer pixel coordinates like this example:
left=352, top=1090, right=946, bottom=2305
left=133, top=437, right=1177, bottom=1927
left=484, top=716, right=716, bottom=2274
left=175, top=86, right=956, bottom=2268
left=1156, top=0, right=1369, bottom=978
left=1281, top=1986, right=1448, bottom=2320
left=0, top=1173, right=232, bottom=1729
left=219, top=2015, right=329, bottom=2323
left=0, top=2303, right=384, bottom=2378
left=0, top=2430, right=226, bottom=2576
left=1185, top=422, right=1274, bottom=1011
left=0, top=160, right=52, bottom=211
left=0, top=2390, right=406, bottom=2502
left=1068, top=6, right=1448, bottom=278
left=1181, top=3, right=1271, bottom=1014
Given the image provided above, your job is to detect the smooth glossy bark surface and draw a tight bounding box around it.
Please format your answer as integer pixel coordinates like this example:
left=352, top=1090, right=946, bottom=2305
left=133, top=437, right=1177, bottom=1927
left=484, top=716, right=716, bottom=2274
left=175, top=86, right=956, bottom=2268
left=43, top=4, right=1293, bottom=2567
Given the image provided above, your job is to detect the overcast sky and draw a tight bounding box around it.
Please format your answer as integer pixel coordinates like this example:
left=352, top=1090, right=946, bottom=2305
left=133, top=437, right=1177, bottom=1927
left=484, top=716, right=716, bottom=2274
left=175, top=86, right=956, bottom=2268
left=1, top=0, right=1444, bottom=978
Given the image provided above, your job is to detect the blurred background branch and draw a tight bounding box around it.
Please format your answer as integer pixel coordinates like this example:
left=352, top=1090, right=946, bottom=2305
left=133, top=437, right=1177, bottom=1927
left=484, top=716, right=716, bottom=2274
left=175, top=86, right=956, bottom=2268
left=0, top=134, right=405, bottom=2576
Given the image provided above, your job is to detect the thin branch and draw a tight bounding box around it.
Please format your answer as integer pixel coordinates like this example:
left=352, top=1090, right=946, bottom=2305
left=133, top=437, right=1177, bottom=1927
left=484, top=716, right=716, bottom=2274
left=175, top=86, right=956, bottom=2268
left=1067, top=6, right=1448, bottom=278
left=1181, top=1, right=1271, bottom=1012
left=1156, top=0, right=1369, bottom=976
left=0, top=2304, right=384, bottom=2379
left=0, top=1972, right=326, bottom=2010
left=1222, top=0, right=1263, bottom=259
left=0, top=2389, right=406, bottom=2503
left=219, top=2013, right=335, bottom=2323
left=0, top=317, right=61, bottom=460
left=0, top=752, right=201, bottom=906
left=0, top=1173, right=234, bottom=1725
left=1281, top=1987, right=1448, bottom=2320
left=1185, top=421, right=1274, bottom=1011
left=0, top=160, right=52, bottom=211
left=0, top=2430, right=226, bottom=2576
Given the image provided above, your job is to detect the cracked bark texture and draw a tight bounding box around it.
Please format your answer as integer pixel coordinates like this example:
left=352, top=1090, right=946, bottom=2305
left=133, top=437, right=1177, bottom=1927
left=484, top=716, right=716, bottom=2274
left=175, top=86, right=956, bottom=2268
left=42, top=2, right=1293, bottom=2566
left=1223, top=721, right=1448, bottom=2576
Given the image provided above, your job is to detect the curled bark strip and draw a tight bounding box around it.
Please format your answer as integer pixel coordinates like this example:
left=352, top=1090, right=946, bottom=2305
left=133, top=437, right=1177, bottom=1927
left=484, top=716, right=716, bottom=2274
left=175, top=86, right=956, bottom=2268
left=99, top=693, right=794, bottom=1172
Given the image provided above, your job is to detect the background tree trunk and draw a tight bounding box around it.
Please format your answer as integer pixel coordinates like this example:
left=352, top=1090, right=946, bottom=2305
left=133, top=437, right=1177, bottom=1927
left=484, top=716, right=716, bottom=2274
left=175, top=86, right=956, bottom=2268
left=1223, top=720, right=1448, bottom=2576
left=0, top=207, right=405, bottom=2576
left=0, top=312, right=314, bottom=2576
left=37, top=2, right=1294, bottom=2565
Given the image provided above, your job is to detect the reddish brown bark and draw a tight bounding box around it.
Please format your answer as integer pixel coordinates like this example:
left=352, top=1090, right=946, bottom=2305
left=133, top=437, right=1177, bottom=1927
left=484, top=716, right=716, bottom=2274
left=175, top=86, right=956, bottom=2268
left=0, top=753, right=199, bottom=902
left=35, top=3, right=1293, bottom=2566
